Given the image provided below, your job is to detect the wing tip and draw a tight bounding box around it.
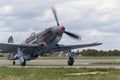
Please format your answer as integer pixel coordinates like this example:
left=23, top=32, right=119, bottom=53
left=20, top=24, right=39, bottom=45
left=93, top=42, right=103, bottom=45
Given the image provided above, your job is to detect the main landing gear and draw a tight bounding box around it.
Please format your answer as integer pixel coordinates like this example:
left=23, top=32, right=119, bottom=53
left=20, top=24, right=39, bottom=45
left=17, top=47, right=26, bottom=66
left=12, top=58, right=26, bottom=66
left=67, top=49, right=74, bottom=66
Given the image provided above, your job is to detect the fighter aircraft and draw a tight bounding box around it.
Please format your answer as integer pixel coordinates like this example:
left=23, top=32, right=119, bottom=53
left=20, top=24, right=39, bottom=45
left=0, top=8, right=102, bottom=66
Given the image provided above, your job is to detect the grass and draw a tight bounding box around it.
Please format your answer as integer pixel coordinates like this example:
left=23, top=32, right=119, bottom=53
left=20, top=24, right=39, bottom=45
left=0, top=67, right=120, bottom=80
left=38, top=56, right=120, bottom=60
left=93, top=62, right=120, bottom=65
left=0, top=57, right=6, bottom=60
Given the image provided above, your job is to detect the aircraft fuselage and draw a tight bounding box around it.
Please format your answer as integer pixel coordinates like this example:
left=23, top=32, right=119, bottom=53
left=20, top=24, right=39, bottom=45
left=23, top=26, right=64, bottom=47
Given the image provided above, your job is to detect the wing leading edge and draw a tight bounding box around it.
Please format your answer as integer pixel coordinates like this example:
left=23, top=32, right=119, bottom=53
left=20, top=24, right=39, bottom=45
left=53, top=42, right=102, bottom=52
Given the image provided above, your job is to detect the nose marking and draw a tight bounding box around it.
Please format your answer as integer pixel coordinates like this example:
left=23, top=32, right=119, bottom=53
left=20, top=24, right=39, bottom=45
left=60, top=26, right=65, bottom=31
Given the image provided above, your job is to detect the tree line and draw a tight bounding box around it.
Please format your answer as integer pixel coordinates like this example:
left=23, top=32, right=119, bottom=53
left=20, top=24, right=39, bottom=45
left=73, top=49, right=120, bottom=56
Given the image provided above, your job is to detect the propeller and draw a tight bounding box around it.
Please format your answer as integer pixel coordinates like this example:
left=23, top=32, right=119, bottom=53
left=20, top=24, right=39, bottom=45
left=51, top=7, right=60, bottom=26
left=64, top=31, right=81, bottom=40
left=51, top=7, right=81, bottom=40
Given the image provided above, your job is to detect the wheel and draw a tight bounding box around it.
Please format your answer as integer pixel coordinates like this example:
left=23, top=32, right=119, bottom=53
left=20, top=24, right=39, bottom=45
left=13, top=60, right=15, bottom=65
left=68, top=57, right=74, bottom=66
left=20, top=58, right=26, bottom=66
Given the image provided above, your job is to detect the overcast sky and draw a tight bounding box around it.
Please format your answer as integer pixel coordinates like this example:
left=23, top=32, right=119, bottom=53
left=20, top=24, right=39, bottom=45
left=0, top=0, right=120, bottom=50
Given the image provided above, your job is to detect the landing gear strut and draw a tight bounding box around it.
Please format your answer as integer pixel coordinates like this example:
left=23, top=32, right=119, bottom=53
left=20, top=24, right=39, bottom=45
left=67, top=49, right=74, bottom=66
left=17, top=47, right=26, bottom=66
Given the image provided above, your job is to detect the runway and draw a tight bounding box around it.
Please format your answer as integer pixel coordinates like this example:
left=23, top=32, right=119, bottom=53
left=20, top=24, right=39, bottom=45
left=0, top=59, right=120, bottom=68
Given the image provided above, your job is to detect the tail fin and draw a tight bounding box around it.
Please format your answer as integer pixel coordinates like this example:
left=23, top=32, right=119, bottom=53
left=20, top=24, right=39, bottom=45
left=8, top=36, right=14, bottom=43
left=7, top=36, right=16, bottom=60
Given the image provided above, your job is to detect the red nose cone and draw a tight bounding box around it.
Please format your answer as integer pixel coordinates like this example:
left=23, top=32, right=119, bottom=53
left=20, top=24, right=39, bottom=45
left=60, top=26, right=65, bottom=31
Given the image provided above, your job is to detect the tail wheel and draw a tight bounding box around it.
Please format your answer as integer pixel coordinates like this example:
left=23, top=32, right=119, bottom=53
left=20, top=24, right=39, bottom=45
left=13, top=60, right=15, bottom=65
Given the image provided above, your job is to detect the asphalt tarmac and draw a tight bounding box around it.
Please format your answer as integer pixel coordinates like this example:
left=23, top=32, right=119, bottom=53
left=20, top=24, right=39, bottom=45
left=0, top=59, right=120, bottom=68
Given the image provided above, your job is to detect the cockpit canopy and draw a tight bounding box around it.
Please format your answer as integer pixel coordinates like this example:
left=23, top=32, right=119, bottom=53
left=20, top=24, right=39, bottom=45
left=30, top=32, right=36, bottom=37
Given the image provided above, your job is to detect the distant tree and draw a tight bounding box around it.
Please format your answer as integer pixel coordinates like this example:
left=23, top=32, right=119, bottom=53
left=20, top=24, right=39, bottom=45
left=79, top=49, right=120, bottom=56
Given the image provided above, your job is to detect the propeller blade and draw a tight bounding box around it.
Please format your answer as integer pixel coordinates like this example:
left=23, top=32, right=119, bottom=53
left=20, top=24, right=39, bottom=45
left=64, top=31, right=81, bottom=40
left=51, top=7, right=60, bottom=26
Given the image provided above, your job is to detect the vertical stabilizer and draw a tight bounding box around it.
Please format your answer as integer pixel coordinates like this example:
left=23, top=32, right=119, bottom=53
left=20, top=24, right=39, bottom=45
left=8, top=36, right=14, bottom=43
left=7, top=36, right=16, bottom=60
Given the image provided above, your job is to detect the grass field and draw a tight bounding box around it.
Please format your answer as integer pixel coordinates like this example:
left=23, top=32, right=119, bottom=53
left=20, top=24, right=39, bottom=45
left=0, top=67, right=120, bottom=80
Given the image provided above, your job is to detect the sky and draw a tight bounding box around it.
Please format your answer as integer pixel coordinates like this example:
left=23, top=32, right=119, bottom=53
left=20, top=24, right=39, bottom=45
left=0, top=0, right=120, bottom=50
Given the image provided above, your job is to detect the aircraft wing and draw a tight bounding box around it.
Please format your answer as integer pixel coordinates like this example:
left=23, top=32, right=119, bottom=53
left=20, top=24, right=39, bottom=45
left=0, top=43, right=40, bottom=53
left=0, top=42, right=102, bottom=53
left=53, top=42, right=102, bottom=52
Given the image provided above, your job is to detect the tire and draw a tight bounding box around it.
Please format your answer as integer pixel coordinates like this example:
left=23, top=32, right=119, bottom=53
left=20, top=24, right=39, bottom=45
left=68, top=57, right=74, bottom=66
left=20, top=58, right=26, bottom=66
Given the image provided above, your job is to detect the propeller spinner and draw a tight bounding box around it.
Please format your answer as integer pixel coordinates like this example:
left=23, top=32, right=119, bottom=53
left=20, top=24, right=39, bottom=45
left=51, top=7, right=81, bottom=40
left=60, top=26, right=65, bottom=31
